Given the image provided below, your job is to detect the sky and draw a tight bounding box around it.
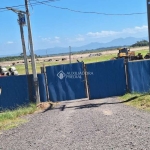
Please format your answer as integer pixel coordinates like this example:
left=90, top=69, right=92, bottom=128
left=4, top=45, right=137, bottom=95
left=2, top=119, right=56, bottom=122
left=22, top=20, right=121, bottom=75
left=0, top=0, right=149, bottom=55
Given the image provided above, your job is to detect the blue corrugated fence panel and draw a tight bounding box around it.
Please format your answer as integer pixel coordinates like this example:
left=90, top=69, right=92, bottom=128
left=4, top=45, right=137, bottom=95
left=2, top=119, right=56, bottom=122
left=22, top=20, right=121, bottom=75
left=0, top=75, right=29, bottom=110
left=46, top=63, right=86, bottom=102
left=27, top=75, right=36, bottom=102
left=86, top=59, right=126, bottom=99
left=37, top=74, right=47, bottom=102
left=27, top=74, right=47, bottom=102
left=0, top=73, right=47, bottom=110
left=127, top=60, right=150, bottom=93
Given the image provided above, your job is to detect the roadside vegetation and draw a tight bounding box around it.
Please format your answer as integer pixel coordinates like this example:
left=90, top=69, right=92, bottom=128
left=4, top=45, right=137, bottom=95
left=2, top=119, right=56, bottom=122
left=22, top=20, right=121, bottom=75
left=0, top=103, right=37, bottom=131
left=120, top=93, right=150, bottom=111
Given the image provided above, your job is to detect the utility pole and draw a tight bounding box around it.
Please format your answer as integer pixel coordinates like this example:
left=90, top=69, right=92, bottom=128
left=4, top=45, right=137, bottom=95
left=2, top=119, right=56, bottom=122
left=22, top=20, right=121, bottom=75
left=147, top=0, right=150, bottom=52
left=18, top=13, right=29, bottom=75
left=25, top=0, right=40, bottom=104
left=69, top=46, right=71, bottom=64
left=6, top=7, right=29, bottom=75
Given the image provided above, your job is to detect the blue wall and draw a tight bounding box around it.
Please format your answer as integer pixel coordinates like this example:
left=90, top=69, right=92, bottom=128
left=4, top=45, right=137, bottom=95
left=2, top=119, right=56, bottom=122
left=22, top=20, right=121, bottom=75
left=46, top=63, right=87, bottom=102
left=24, top=74, right=47, bottom=103
left=86, top=59, right=127, bottom=99
left=0, top=73, right=47, bottom=110
left=2, top=59, right=150, bottom=109
left=127, top=60, right=150, bottom=93
left=38, top=74, right=47, bottom=102
left=0, top=75, right=29, bottom=110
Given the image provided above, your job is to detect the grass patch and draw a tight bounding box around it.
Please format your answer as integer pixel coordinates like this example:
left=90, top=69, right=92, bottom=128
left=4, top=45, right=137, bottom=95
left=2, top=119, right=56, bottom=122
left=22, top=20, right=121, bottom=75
left=0, top=103, right=37, bottom=131
left=120, top=93, right=150, bottom=111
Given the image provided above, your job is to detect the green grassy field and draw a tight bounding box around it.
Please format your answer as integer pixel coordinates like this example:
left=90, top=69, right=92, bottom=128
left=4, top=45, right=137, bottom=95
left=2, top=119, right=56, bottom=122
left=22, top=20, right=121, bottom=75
left=11, top=49, right=149, bottom=75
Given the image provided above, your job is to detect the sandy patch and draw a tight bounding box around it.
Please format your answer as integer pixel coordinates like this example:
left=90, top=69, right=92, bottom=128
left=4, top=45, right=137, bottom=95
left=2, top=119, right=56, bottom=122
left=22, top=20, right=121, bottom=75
left=102, top=110, right=113, bottom=116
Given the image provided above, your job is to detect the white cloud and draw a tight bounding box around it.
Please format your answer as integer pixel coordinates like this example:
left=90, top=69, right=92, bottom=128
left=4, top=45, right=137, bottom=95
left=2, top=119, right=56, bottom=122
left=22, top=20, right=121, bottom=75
left=41, top=36, right=60, bottom=43
left=41, top=37, right=51, bottom=41
left=122, top=25, right=148, bottom=34
left=87, top=31, right=118, bottom=38
left=75, top=37, right=85, bottom=41
left=66, top=35, right=85, bottom=43
left=7, top=41, right=14, bottom=44
left=87, top=25, right=148, bottom=38
left=35, top=25, right=148, bottom=48
left=55, top=36, right=60, bottom=40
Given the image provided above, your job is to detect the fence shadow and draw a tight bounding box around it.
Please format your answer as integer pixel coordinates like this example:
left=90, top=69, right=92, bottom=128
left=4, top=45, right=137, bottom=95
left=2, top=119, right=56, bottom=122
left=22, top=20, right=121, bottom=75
left=74, top=96, right=138, bottom=110
left=42, top=95, right=143, bottom=112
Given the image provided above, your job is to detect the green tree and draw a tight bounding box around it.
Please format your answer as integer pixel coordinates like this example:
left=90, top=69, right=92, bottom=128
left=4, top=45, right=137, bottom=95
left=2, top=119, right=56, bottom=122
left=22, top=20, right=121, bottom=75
left=131, top=40, right=149, bottom=47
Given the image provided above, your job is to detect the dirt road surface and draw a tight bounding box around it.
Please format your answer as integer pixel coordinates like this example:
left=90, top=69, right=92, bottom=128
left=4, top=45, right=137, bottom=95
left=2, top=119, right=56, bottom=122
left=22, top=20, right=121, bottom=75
left=0, top=98, right=150, bottom=150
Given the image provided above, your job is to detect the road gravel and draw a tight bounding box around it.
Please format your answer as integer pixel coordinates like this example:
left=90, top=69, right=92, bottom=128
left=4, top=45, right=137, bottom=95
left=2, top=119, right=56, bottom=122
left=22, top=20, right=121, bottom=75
left=0, top=97, right=150, bottom=150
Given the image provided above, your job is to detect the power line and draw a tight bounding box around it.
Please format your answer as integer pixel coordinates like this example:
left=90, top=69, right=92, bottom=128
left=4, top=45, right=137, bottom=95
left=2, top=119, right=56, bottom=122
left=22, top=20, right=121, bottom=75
left=0, top=0, right=55, bottom=12
left=0, top=4, right=25, bottom=10
left=0, top=0, right=147, bottom=15
left=29, top=0, right=34, bottom=10
left=34, top=0, right=146, bottom=16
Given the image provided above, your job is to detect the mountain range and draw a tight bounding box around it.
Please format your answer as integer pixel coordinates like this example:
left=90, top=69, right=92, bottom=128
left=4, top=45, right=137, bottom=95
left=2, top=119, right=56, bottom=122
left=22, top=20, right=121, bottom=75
left=0, top=37, right=148, bottom=57
left=34, top=37, right=148, bottom=56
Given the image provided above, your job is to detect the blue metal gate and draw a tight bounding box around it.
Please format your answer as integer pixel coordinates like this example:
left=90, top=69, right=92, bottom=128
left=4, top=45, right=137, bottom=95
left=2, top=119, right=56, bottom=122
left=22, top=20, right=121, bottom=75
left=46, top=62, right=87, bottom=102
left=127, top=60, right=150, bottom=93
left=86, top=59, right=127, bottom=99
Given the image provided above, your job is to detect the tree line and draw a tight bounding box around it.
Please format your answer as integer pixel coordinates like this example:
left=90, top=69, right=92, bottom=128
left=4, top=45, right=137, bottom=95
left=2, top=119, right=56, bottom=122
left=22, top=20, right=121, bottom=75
left=131, top=40, right=149, bottom=47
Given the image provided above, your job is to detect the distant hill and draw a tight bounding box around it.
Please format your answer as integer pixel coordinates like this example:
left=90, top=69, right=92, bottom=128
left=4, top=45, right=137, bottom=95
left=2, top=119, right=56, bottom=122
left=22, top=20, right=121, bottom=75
left=34, top=37, right=148, bottom=56
left=0, top=37, right=148, bottom=57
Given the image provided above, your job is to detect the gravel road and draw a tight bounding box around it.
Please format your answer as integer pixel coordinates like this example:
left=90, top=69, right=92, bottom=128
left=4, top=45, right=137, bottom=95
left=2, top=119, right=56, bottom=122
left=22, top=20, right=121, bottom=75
left=0, top=98, right=150, bottom=150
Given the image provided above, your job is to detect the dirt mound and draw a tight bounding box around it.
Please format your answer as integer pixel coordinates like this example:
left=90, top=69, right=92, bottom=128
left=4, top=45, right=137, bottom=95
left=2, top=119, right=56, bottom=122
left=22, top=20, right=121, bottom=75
left=36, top=102, right=59, bottom=110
